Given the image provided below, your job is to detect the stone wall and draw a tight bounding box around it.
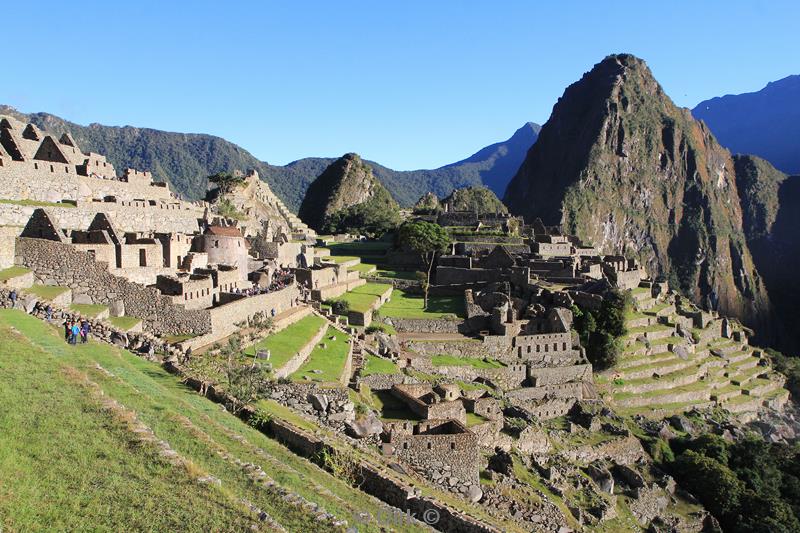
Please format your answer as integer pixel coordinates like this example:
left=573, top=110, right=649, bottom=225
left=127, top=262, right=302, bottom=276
left=387, top=317, right=464, bottom=333
left=0, top=225, right=17, bottom=268
left=274, top=319, right=328, bottom=379
left=0, top=201, right=202, bottom=234
left=527, top=364, right=592, bottom=387
left=207, top=285, right=301, bottom=343
left=15, top=237, right=211, bottom=335
left=387, top=419, right=480, bottom=487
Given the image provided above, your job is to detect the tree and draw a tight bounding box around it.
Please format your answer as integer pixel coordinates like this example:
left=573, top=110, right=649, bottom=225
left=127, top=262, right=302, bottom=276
left=208, top=172, right=245, bottom=196
left=398, top=221, right=450, bottom=309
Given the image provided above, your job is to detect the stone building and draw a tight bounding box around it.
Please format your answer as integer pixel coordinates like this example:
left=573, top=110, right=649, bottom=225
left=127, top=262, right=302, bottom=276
left=197, top=224, right=250, bottom=280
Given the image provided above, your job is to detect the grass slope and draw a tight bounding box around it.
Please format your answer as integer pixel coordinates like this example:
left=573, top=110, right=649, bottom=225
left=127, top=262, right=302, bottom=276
left=0, top=310, right=415, bottom=532
left=244, top=314, right=326, bottom=370
left=382, top=289, right=464, bottom=319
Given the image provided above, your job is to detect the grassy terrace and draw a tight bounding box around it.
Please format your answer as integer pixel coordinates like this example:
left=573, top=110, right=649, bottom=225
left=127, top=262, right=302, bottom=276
left=0, top=198, right=76, bottom=208
left=334, top=283, right=390, bottom=313
left=26, top=284, right=69, bottom=300
left=292, top=326, right=350, bottom=383
left=69, top=303, right=108, bottom=318
left=0, top=310, right=409, bottom=532
left=108, top=316, right=142, bottom=331
left=372, top=269, right=418, bottom=280
left=361, top=353, right=399, bottom=376
left=431, top=354, right=505, bottom=369
left=0, top=266, right=31, bottom=281
left=244, top=314, right=325, bottom=370
left=381, top=289, right=464, bottom=319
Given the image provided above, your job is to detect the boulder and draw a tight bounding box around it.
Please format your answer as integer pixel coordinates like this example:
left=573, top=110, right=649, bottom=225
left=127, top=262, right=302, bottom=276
left=585, top=463, right=614, bottom=494
left=23, top=296, right=38, bottom=314
left=668, top=415, right=694, bottom=434
left=466, top=485, right=483, bottom=503
left=72, top=293, right=93, bottom=305
left=345, top=414, right=383, bottom=439
left=110, top=331, right=128, bottom=347
left=109, top=300, right=125, bottom=317
left=308, top=393, right=329, bottom=412
left=375, top=332, right=400, bottom=355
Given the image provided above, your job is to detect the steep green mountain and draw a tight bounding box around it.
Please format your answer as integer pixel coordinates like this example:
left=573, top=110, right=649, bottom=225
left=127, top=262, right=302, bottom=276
left=440, top=186, right=508, bottom=214
left=297, top=153, right=401, bottom=236
left=0, top=105, right=537, bottom=211
left=504, top=54, right=773, bottom=339
left=734, top=155, right=800, bottom=353
left=693, top=75, right=800, bottom=175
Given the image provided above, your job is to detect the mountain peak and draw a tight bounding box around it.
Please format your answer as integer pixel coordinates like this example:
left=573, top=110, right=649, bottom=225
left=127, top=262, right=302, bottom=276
left=504, top=54, right=771, bottom=337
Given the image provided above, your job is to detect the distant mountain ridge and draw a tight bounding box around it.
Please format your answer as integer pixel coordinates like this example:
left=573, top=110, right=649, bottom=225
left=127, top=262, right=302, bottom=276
left=0, top=105, right=538, bottom=211
left=692, top=75, right=800, bottom=175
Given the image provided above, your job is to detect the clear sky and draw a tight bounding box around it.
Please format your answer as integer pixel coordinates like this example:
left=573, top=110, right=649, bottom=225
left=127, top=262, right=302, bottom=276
left=2, top=1, right=798, bottom=170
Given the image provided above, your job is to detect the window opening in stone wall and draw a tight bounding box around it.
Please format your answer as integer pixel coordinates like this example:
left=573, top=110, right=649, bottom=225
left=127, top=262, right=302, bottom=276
left=139, top=248, right=147, bottom=267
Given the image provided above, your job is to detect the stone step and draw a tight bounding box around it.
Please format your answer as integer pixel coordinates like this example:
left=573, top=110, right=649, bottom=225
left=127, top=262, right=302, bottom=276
left=725, top=356, right=761, bottom=373
left=743, top=378, right=782, bottom=397
left=617, top=351, right=675, bottom=369
left=723, top=350, right=754, bottom=364
left=723, top=394, right=764, bottom=414
left=711, top=385, right=743, bottom=403
left=616, top=356, right=697, bottom=381
left=728, top=365, right=766, bottom=386
left=614, top=384, right=712, bottom=408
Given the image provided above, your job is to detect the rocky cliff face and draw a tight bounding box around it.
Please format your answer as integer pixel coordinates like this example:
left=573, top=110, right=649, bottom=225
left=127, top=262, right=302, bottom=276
left=298, top=153, right=401, bottom=236
left=734, top=155, right=800, bottom=353
left=504, top=54, right=772, bottom=337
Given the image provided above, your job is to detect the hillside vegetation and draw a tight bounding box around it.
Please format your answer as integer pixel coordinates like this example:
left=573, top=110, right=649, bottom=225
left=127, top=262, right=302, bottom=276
left=0, top=105, right=537, bottom=211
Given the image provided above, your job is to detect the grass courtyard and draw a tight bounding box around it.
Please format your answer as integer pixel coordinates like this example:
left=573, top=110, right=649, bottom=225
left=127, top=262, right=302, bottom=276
left=291, top=326, right=351, bottom=383
left=69, top=303, right=108, bottom=318
left=26, top=284, right=69, bottom=300
left=361, top=353, right=399, bottom=376
left=381, top=289, right=464, bottom=319
left=0, top=266, right=31, bottom=281
left=244, top=314, right=326, bottom=371
left=333, top=283, right=391, bottom=314
left=430, top=354, right=506, bottom=369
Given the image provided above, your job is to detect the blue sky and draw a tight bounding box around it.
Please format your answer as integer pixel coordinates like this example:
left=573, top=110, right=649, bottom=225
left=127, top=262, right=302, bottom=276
left=3, top=1, right=798, bottom=169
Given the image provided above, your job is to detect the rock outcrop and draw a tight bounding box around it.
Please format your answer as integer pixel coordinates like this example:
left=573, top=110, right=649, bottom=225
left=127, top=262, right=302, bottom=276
left=504, top=54, right=773, bottom=341
left=298, top=153, right=401, bottom=236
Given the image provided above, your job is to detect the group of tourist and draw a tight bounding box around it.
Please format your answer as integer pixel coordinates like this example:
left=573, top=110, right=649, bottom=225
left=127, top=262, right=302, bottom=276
left=64, top=319, right=90, bottom=345
left=233, top=269, right=295, bottom=298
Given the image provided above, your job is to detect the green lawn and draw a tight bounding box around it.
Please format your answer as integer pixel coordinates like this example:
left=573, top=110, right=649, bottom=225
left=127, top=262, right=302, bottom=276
left=381, top=289, right=464, bottom=319
left=108, top=316, right=142, bottom=331
left=0, top=198, right=76, bottom=208
left=361, top=354, right=399, bottom=376
left=292, top=326, right=351, bottom=383
left=325, top=255, right=360, bottom=264
left=70, top=304, right=108, bottom=318
left=244, top=314, right=326, bottom=371
left=334, top=283, right=390, bottom=314
left=26, top=284, right=69, bottom=300
left=0, top=266, right=30, bottom=281
left=372, top=269, right=419, bottom=280
left=466, top=412, right=489, bottom=427
left=164, top=334, right=197, bottom=344
left=0, top=309, right=417, bottom=533
left=430, top=354, right=506, bottom=369
left=350, top=263, right=376, bottom=274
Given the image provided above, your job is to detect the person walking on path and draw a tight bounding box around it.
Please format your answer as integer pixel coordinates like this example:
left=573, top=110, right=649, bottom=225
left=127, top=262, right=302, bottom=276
left=64, top=320, right=71, bottom=342
left=70, top=322, right=80, bottom=345
left=80, top=320, right=90, bottom=343
left=9, top=290, right=17, bottom=308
